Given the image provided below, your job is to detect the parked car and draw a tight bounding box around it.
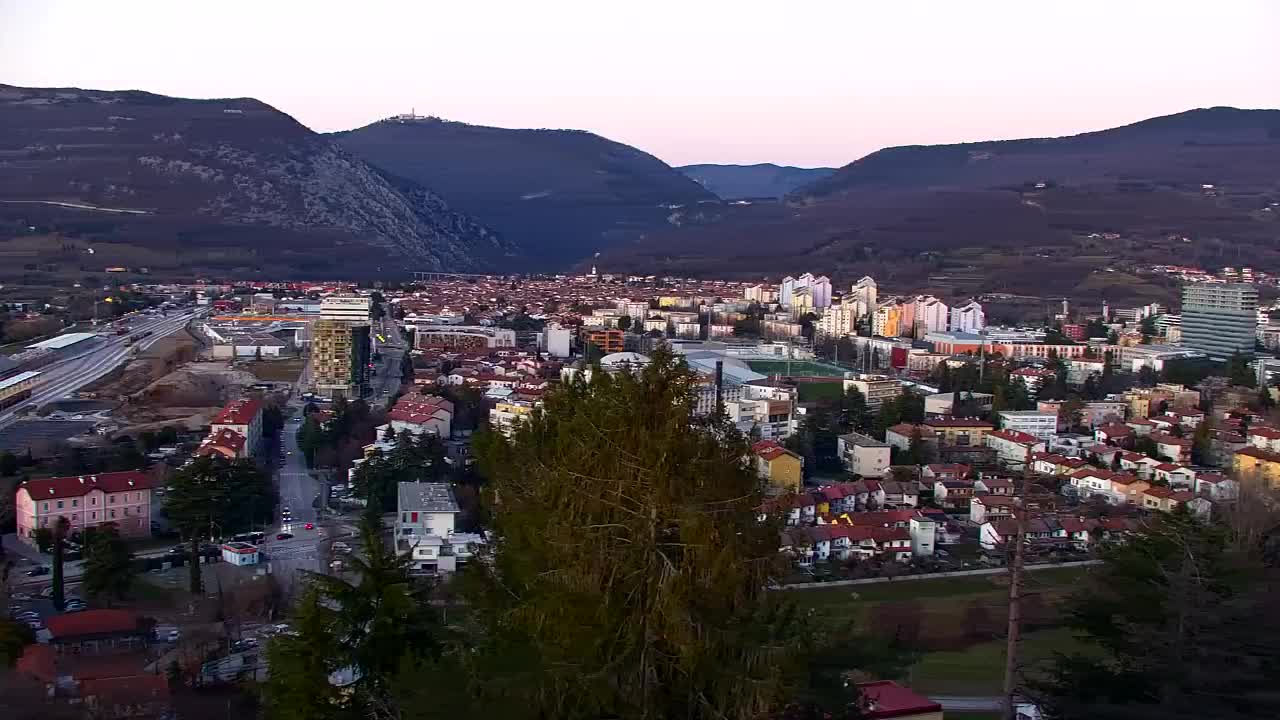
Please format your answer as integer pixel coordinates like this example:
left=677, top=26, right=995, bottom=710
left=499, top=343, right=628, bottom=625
left=24, top=566, right=49, bottom=577
left=276, top=532, right=293, bottom=541
left=166, top=629, right=181, bottom=643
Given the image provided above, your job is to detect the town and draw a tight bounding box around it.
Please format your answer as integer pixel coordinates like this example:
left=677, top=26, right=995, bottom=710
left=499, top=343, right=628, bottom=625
left=2, top=263, right=1278, bottom=719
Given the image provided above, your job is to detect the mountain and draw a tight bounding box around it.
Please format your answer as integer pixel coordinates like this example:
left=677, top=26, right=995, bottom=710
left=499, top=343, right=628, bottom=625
left=0, top=84, right=510, bottom=279
left=677, top=163, right=835, bottom=200
left=601, top=107, right=1280, bottom=303
left=333, top=117, right=717, bottom=269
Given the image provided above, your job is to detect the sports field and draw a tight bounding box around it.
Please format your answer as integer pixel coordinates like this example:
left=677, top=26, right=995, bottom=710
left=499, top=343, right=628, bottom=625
left=746, top=360, right=847, bottom=378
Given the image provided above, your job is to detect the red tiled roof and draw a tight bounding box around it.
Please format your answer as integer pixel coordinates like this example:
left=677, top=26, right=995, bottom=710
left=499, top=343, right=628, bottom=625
left=856, top=680, right=943, bottom=719
left=16, top=644, right=55, bottom=682
left=213, top=397, right=262, bottom=426
left=44, top=609, right=141, bottom=639
left=1235, top=446, right=1280, bottom=462
left=988, top=429, right=1040, bottom=444
left=79, top=674, right=170, bottom=703
left=18, top=470, right=153, bottom=501
left=198, top=428, right=246, bottom=456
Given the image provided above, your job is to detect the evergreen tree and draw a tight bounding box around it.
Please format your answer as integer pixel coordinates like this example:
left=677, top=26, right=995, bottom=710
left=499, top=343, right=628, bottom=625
left=265, top=511, right=444, bottom=716
left=51, top=516, right=69, bottom=610
left=465, top=348, right=817, bottom=719
left=81, top=522, right=135, bottom=605
left=1227, top=351, right=1257, bottom=388
left=1036, top=510, right=1280, bottom=719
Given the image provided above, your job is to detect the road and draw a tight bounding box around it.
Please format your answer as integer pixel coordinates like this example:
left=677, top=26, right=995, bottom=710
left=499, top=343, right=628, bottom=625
left=370, top=313, right=405, bottom=404
left=0, top=309, right=202, bottom=431
left=260, top=375, right=324, bottom=592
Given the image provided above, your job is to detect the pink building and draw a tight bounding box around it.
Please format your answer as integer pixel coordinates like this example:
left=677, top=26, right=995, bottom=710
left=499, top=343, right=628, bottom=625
left=15, top=470, right=154, bottom=544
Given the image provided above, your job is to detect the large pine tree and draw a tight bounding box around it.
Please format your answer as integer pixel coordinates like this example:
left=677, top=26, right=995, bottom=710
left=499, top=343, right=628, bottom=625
left=464, top=348, right=811, bottom=720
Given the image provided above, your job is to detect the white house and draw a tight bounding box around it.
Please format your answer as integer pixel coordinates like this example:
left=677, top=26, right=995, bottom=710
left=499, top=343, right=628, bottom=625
left=837, top=432, right=891, bottom=478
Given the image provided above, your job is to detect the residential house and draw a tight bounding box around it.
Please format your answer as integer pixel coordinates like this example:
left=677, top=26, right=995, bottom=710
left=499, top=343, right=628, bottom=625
left=970, top=494, right=1017, bottom=524
left=394, top=482, right=483, bottom=575
left=984, top=429, right=1046, bottom=467
left=921, top=418, right=994, bottom=448
left=1149, top=431, right=1192, bottom=463
left=210, top=397, right=263, bottom=457
left=1194, top=472, right=1239, bottom=501
left=885, top=423, right=936, bottom=456
left=1142, top=486, right=1196, bottom=512
left=998, top=410, right=1058, bottom=441
left=933, top=480, right=975, bottom=509
left=15, top=470, right=154, bottom=544
left=196, top=427, right=248, bottom=459
left=383, top=393, right=454, bottom=438
left=1246, top=426, right=1280, bottom=453
left=854, top=680, right=944, bottom=720
left=879, top=479, right=919, bottom=508
left=1232, top=446, right=1280, bottom=487
left=920, top=463, right=971, bottom=482
left=974, top=477, right=1014, bottom=495
left=979, top=515, right=1066, bottom=551
left=1125, top=417, right=1158, bottom=436
left=1095, top=423, right=1134, bottom=446
left=752, top=440, right=804, bottom=492
left=837, top=432, right=891, bottom=478
left=1153, top=463, right=1196, bottom=488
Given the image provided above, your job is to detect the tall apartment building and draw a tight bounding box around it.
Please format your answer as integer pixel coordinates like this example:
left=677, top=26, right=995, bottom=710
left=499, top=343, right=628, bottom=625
left=320, top=295, right=373, bottom=322
left=312, top=319, right=371, bottom=398
left=583, top=328, right=626, bottom=354
left=1180, top=283, right=1257, bottom=360
left=949, top=300, right=986, bottom=333
left=843, top=374, right=904, bottom=409
left=849, top=276, right=878, bottom=319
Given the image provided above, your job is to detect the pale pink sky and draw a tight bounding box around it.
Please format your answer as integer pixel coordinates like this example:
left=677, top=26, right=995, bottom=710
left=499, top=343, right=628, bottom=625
left=3, top=0, right=1279, bottom=168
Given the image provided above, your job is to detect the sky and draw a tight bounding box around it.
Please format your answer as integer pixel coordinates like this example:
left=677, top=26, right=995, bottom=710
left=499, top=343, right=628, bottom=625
left=3, top=0, right=1279, bottom=168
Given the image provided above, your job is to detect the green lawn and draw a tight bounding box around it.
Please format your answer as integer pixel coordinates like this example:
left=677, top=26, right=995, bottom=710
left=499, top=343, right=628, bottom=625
left=797, top=381, right=845, bottom=403
left=747, top=360, right=848, bottom=378
left=907, top=627, right=1093, bottom=696
left=246, top=358, right=305, bottom=383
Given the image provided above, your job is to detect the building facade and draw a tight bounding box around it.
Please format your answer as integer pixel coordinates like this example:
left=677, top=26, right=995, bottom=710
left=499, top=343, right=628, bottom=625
left=1180, top=283, right=1257, bottom=360
left=15, top=471, right=154, bottom=544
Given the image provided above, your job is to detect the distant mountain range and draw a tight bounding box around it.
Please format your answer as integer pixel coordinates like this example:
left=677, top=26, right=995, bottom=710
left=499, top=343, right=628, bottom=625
left=602, top=107, right=1280, bottom=302
left=2, top=83, right=1277, bottom=294
left=333, top=117, right=715, bottom=269
left=0, top=84, right=510, bottom=279
left=677, top=163, right=835, bottom=200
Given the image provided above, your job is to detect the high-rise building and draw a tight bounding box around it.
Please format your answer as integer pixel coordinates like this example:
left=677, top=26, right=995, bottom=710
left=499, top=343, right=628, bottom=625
left=849, top=276, right=878, bottom=318
left=320, top=295, right=373, bottom=322
left=1180, top=283, right=1257, bottom=361
left=950, top=300, right=986, bottom=333
left=312, top=319, right=371, bottom=398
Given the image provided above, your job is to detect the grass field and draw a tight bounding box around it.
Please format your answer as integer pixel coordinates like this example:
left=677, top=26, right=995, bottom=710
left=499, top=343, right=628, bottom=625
left=907, top=626, right=1092, bottom=695
left=747, top=360, right=847, bottom=378
left=246, top=358, right=305, bottom=383
left=797, top=381, right=844, bottom=402
left=791, top=566, right=1095, bottom=696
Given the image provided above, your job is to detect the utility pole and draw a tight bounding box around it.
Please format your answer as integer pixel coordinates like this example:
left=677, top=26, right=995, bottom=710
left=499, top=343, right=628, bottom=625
left=1002, top=448, right=1032, bottom=720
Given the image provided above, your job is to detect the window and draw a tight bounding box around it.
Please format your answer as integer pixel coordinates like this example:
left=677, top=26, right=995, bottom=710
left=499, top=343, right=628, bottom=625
left=411, top=512, right=418, bottom=523
left=72, top=499, right=79, bottom=508
left=57, top=500, right=64, bottom=509
left=401, top=513, right=407, bottom=523
left=110, top=509, right=116, bottom=519
left=109, top=495, right=116, bottom=504
left=91, top=496, right=97, bottom=505
left=43, top=503, right=49, bottom=512
left=91, top=512, right=97, bottom=520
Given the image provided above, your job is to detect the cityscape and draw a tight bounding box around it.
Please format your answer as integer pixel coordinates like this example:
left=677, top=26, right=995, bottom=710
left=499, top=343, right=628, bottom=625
left=2, top=3, right=1280, bottom=720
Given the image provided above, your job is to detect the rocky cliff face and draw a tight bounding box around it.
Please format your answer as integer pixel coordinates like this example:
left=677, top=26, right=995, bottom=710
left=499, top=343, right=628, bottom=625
left=0, top=85, right=511, bottom=274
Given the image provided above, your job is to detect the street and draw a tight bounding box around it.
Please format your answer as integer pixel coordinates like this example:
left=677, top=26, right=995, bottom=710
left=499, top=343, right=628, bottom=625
left=371, top=314, right=405, bottom=404
left=0, top=309, right=203, bottom=431
left=261, top=393, right=324, bottom=593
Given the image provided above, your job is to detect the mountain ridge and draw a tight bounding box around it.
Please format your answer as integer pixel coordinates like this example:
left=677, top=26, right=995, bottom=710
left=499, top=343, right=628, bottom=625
left=0, top=84, right=511, bottom=278
left=333, top=116, right=716, bottom=269
left=601, top=106, right=1280, bottom=302
left=676, top=163, right=835, bottom=200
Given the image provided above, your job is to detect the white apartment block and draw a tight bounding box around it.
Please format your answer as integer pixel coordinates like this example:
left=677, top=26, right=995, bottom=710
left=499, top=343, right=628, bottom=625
left=949, top=300, right=986, bottom=333
left=998, top=410, right=1058, bottom=441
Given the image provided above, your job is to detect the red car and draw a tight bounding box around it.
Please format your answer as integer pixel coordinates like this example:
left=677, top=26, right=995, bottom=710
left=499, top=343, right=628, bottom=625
left=304, top=523, right=314, bottom=530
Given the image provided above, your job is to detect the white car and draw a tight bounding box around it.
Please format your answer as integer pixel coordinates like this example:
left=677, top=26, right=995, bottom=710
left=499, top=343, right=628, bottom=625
left=166, top=629, right=181, bottom=642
